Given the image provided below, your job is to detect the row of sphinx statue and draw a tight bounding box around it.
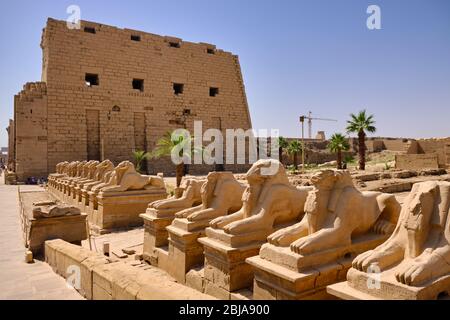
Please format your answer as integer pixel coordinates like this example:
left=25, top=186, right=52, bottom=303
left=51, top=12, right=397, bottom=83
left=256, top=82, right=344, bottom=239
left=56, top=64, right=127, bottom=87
left=48, top=158, right=450, bottom=298
left=147, top=159, right=450, bottom=292
left=49, top=160, right=165, bottom=194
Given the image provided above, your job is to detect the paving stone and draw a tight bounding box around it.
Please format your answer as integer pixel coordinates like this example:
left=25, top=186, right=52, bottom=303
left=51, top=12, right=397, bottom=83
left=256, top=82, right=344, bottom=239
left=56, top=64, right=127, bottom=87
left=0, top=181, right=84, bottom=300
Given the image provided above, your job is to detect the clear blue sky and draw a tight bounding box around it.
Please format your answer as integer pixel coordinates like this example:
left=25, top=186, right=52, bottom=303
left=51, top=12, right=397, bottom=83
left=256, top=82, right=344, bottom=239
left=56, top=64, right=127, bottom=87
left=1, top=0, right=449, bottom=147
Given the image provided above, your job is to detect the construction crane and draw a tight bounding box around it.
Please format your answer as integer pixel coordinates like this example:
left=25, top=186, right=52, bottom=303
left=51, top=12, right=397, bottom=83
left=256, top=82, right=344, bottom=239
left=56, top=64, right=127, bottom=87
left=299, top=111, right=338, bottom=173
left=301, top=111, right=338, bottom=139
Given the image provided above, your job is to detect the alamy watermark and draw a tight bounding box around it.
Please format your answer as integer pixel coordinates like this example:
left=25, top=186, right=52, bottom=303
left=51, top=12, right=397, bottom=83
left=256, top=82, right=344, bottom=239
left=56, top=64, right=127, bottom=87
left=169, top=121, right=282, bottom=176
left=66, top=5, right=81, bottom=30
left=366, top=263, right=381, bottom=289
left=367, top=5, right=381, bottom=30
left=66, top=265, right=81, bottom=290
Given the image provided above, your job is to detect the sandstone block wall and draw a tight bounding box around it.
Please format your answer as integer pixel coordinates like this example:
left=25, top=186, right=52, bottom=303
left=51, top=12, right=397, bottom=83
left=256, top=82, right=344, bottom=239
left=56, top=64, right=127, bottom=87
left=416, top=138, right=450, bottom=167
left=12, top=18, right=252, bottom=181
left=6, top=119, right=14, bottom=167
left=13, top=82, right=48, bottom=180
left=395, top=153, right=439, bottom=170
left=44, top=239, right=213, bottom=300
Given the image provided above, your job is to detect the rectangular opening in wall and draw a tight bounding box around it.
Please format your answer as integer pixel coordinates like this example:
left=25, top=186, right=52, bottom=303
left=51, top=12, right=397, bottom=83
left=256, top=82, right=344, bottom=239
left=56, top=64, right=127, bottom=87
left=84, top=27, right=96, bottom=34
left=183, top=108, right=191, bottom=115
left=209, top=87, right=219, bottom=97
left=207, top=48, right=215, bottom=54
left=85, top=73, right=99, bottom=87
left=132, top=79, right=144, bottom=91
left=131, top=34, right=141, bottom=41
left=173, top=83, right=184, bottom=95
left=169, top=42, right=180, bottom=48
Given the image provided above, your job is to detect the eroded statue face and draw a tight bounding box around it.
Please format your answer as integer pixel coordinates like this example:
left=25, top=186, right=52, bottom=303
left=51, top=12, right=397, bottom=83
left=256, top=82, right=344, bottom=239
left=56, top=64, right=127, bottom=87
left=404, top=187, right=435, bottom=257
left=310, top=170, right=336, bottom=189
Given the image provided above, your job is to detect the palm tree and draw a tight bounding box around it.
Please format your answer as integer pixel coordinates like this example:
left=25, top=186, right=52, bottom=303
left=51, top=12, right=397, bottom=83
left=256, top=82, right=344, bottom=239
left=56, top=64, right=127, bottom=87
left=327, top=133, right=350, bottom=169
left=151, top=131, right=202, bottom=187
left=277, top=136, right=289, bottom=165
left=287, top=140, right=302, bottom=170
left=346, top=110, right=376, bottom=170
left=132, top=150, right=151, bottom=173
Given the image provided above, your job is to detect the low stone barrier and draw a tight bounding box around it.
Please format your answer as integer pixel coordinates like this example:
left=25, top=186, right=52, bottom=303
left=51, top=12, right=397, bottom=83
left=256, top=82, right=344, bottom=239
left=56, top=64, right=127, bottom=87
left=44, top=239, right=213, bottom=300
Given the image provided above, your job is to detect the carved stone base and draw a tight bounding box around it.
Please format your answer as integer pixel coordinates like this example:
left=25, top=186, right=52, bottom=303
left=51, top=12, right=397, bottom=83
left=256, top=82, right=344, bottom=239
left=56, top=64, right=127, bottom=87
left=20, top=190, right=88, bottom=256
left=185, top=267, right=253, bottom=300
left=327, top=265, right=450, bottom=300
left=80, top=190, right=91, bottom=214
left=166, top=218, right=210, bottom=283
left=73, top=186, right=84, bottom=205
left=141, top=210, right=174, bottom=269
left=199, top=227, right=267, bottom=292
left=89, top=189, right=167, bottom=232
left=248, top=255, right=345, bottom=300
left=247, top=233, right=389, bottom=300
left=62, top=184, right=73, bottom=203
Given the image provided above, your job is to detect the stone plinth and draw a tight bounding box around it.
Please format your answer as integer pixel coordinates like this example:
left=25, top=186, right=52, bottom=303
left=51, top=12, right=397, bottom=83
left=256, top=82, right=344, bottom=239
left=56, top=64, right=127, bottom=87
left=67, top=183, right=81, bottom=205
left=327, top=264, right=450, bottom=300
left=73, top=185, right=85, bottom=205
left=80, top=189, right=91, bottom=213
left=198, top=227, right=269, bottom=294
left=140, top=210, right=174, bottom=268
left=166, top=218, right=211, bottom=283
left=89, top=189, right=167, bottom=233
left=20, top=190, right=88, bottom=256
left=247, top=233, right=389, bottom=300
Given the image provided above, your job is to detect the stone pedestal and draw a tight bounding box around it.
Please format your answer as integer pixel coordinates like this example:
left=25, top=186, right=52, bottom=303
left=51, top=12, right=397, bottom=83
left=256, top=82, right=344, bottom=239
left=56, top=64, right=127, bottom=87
left=68, top=183, right=81, bottom=205
left=73, top=185, right=84, bottom=205
left=62, top=182, right=73, bottom=203
left=87, top=191, right=98, bottom=217
left=247, top=233, right=389, bottom=300
left=80, top=189, right=91, bottom=213
left=166, top=218, right=210, bottom=283
left=327, top=264, right=450, bottom=300
left=199, top=227, right=269, bottom=294
left=19, top=190, right=88, bottom=256
left=89, top=189, right=167, bottom=233
left=141, top=210, right=175, bottom=269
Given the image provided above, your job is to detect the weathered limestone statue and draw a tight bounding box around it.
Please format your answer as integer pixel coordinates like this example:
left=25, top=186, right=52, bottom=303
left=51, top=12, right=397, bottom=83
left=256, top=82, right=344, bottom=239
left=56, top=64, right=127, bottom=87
left=198, top=159, right=313, bottom=296
left=208, top=159, right=311, bottom=236
left=100, top=161, right=165, bottom=193
left=88, top=161, right=167, bottom=233
left=86, top=161, right=118, bottom=216
left=73, top=161, right=87, bottom=179
left=328, top=181, right=450, bottom=300
left=55, top=161, right=76, bottom=181
left=72, top=161, right=99, bottom=201
left=165, top=171, right=246, bottom=283
left=48, top=161, right=69, bottom=189
left=67, top=161, right=95, bottom=204
left=247, top=169, right=401, bottom=300
left=65, top=161, right=79, bottom=176
left=148, top=177, right=204, bottom=217
left=79, top=161, right=99, bottom=183
left=175, top=171, right=245, bottom=221
left=32, top=200, right=81, bottom=219
left=267, top=170, right=399, bottom=251
left=60, top=161, right=83, bottom=199
left=82, top=160, right=115, bottom=192
left=90, top=163, right=116, bottom=193
left=53, top=161, right=69, bottom=176
left=141, top=177, right=206, bottom=268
